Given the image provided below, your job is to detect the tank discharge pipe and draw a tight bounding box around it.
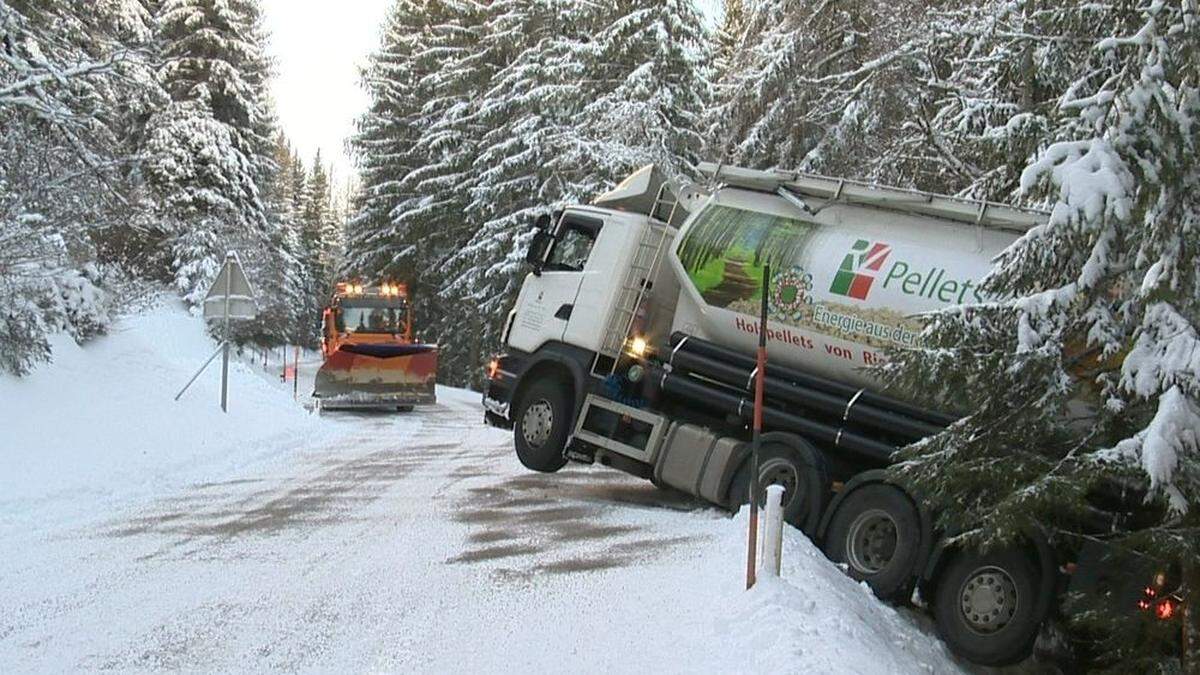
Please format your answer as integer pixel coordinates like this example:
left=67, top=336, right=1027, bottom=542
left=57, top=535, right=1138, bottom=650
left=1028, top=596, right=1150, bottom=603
left=668, top=333, right=958, bottom=428
left=668, top=350, right=943, bottom=441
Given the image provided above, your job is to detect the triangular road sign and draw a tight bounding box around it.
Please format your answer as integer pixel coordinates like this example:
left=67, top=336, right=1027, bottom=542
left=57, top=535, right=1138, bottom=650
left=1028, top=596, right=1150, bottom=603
left=203, top=251, right=259, bottom=320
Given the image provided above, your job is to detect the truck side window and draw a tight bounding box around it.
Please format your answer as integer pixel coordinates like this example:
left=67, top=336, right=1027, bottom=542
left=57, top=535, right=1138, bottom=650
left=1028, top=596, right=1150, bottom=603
left=545, top=222, right=598, bottom=272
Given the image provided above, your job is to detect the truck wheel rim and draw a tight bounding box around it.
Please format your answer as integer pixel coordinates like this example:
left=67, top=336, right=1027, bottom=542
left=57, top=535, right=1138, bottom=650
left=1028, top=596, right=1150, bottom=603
left=522, top=399, right=554, bottom=448
left=846, top=508, right=898, bottom=575
left=959, top=566, right=1019, bottom=635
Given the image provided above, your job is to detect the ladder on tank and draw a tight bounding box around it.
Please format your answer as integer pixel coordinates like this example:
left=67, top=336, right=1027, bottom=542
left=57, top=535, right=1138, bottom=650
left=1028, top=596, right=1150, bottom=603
left=591, top=183, right=681, bottom=377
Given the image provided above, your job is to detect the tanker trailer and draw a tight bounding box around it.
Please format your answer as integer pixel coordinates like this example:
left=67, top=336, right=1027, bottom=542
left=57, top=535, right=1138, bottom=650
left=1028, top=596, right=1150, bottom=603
left=482, top=164, right=1156, bottom=666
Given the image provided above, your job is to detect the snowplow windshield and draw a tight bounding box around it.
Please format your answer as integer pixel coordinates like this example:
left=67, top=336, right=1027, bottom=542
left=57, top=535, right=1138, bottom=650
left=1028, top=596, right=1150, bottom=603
left=336, top=300, right=408, bottom=334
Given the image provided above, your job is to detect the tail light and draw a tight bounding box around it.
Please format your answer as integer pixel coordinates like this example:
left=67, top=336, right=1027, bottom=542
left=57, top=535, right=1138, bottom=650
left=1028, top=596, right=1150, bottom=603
left=1135, top=569, right=1183, bottom=621
left=1154, top=598, right=1177, bottom=621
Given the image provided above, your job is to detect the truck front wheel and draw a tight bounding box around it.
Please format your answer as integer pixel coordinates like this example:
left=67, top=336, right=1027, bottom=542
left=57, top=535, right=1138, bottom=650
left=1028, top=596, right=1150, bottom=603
left=513, top=379, right=570, bottom=473
left=822, top=484, right=921, bottom=602
left=933, top=548, right=1042, bottom=667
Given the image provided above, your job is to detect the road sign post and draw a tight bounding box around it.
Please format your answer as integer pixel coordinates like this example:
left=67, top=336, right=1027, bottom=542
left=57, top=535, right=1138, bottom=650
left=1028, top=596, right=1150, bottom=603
left=175, top=251, right=259, bottom=411
left=221, top=256, right=232, bottom=411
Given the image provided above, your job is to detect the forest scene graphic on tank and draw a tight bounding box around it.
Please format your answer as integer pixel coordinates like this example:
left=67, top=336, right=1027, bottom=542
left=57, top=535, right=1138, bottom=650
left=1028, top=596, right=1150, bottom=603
left=829, top=240, right=892, bottom=300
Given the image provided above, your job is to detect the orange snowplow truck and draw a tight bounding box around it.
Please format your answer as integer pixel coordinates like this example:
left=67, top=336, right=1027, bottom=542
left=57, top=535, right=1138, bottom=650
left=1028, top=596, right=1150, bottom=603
left=313, top=281, right=438, bottom=410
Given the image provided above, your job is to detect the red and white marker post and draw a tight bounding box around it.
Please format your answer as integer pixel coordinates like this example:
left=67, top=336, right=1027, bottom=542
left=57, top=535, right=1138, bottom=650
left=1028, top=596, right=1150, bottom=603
left=746, top=265, right=771, bottom=590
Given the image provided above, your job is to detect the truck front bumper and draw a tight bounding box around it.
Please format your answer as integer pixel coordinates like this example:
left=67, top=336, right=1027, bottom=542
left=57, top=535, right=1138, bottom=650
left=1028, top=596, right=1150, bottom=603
left=483, top=353, right=524, bottom=429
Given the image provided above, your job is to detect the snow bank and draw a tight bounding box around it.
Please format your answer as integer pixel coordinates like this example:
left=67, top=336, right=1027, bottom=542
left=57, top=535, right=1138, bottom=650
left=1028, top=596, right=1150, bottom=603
left=458, top=504, right=966, bottom=673
left=0, top=300, right=326, bottom=531
left=677, top=509, right=963, bottom=674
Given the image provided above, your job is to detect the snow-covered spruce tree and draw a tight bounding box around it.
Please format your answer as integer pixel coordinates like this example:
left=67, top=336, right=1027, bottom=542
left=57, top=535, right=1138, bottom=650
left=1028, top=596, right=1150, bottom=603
left=0, top=0, right=161, bottom=374
left=706, top=0, right=927, bottom=178
left=443, top=0, right=709, bottom=385
left=320, top=177, right=347, bottom=281
left=880, top=1, right=1131, bottom=201
left=242, top=132, right=308, bottom=348
left=343, top=0, right=709, bottom=387
left=882, top=3, right=1199, bottom=668
left=713, top=0, right=747, bottom=79
left=300, top=152, right=334, bottom=285
left=147, top=0, right=278, bottom=310
left=346, top=0, right=498, bottom=385
left=343, top=0, right=437, bottom=280
left=289, top=152, right=336, bottom=344
left=578, top=0, right=709, bottom=178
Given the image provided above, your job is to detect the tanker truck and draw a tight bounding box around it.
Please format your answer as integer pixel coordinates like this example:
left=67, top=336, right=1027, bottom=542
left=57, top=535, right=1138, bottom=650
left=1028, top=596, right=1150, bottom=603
left=482, top=164, right=1171, bottom=666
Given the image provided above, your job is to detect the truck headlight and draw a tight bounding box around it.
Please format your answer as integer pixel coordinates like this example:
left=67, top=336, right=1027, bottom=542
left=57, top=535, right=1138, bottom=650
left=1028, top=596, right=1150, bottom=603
left=628, top=336, right=648, bottom=358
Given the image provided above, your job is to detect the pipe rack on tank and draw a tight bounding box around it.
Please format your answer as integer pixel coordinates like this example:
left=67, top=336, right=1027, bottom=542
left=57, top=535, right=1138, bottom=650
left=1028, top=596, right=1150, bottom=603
left=647, top=365, right=897, bottom=466
left=667, top=333, right=958, bottom=429
left=667, top=348, right=944, bottom=441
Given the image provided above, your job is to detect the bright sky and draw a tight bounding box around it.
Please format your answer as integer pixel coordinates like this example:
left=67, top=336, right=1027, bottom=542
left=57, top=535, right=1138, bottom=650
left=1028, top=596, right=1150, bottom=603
left=263, top=1, right=723, bottom=186
left=262, top=0, right=392, bottom=186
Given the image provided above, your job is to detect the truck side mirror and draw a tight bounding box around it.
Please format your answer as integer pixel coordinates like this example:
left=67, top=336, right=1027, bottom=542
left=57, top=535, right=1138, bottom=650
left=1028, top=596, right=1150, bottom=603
left=526, top=229, right=552, bottom=275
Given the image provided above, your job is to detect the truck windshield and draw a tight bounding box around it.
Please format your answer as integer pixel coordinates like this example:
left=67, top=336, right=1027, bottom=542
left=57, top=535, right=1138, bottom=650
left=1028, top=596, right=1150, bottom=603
left=338, top=303, right=407, bottom=334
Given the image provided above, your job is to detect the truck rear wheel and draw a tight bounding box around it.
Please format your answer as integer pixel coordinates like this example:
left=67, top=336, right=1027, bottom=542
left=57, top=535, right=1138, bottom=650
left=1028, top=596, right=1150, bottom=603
left=933, top=548, right=1042, bottom=667
left=513, top=379, right=570, bottom=473
left=728, top=442, right=827, bottom=534
left=822, top=484, right=921, bottom=601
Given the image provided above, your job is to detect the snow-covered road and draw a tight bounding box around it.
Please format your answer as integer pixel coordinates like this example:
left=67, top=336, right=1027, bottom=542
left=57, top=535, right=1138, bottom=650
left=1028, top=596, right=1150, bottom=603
left=3, top=393, right=691, bottom=669
left=0, top=305, right=968, bottom=673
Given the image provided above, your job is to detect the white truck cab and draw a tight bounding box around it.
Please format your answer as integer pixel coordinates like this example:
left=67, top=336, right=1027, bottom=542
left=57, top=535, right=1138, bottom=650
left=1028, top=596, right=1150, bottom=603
left=506, top=206, right=656, bottom=357
left=484, top=166, right=694, bottom=428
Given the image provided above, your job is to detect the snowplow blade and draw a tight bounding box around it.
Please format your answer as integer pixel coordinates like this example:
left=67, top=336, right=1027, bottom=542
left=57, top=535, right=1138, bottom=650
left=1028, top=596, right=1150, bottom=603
left=314, top=343, right=438, bottom=409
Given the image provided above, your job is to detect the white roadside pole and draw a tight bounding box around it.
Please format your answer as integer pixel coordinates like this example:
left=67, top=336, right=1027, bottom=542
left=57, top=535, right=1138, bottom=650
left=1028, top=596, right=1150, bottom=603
left=175, top=252, right=259, bottom=411
left=760, top=484, right=786, bottom=578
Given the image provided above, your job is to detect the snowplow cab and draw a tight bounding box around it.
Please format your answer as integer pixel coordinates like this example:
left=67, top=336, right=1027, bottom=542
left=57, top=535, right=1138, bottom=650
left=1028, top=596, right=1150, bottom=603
left=314, top=282, right=438, bottom=410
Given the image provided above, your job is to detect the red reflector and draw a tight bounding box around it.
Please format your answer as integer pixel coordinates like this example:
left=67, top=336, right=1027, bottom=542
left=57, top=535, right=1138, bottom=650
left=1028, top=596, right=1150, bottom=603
left=1155, top=599, right=1176, bottom=621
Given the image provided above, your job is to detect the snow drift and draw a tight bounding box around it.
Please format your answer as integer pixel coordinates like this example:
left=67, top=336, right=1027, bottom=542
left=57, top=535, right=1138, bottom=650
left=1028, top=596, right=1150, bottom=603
left=0, top=300, right=325, bottom=532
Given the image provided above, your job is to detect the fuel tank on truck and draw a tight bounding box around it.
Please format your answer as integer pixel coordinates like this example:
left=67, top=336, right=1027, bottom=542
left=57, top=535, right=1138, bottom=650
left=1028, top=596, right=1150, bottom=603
left=667, top=186, right=1027, bottom=390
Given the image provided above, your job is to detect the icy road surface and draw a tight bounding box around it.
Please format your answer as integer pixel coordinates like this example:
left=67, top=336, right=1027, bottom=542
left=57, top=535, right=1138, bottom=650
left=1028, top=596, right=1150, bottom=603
left=0, top=305, right=966, bottom=673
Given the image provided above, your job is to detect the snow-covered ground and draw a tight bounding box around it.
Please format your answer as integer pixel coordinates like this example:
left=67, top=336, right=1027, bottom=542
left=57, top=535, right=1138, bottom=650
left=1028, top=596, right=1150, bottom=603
left=0, top=303, right=328, bottom=533
left=0, top=303, right=968, bottom=673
